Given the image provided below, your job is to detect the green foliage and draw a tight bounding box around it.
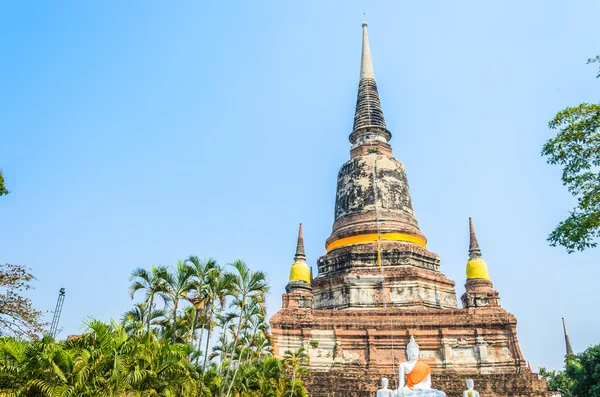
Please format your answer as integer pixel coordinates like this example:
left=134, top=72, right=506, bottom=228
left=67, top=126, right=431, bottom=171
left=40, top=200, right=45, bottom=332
left=283, top=347, right=310, bottom=397
left=0, top=170, right=8, bottom=196
left=566, top=345, right=600, bottom=397
left=540, top=344, right=600, bottom=397
left=539, top=366, right=574, bottom=397
left=0, top=321, right=198, bottom=396
left=0, top=257, right=307, bottom=396
left=542, top=55, right=600, bottom=253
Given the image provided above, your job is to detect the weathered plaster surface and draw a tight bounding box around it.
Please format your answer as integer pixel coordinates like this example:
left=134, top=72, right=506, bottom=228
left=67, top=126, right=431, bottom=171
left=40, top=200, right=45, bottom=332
left=270, top=307, right=547, bottom=397
left=334, top=154, right=416, bottom=228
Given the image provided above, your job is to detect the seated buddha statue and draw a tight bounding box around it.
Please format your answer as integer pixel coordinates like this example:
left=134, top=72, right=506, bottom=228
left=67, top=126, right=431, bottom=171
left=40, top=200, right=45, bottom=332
left=376, top=377, right=395, bottom=397
left=462, top=379, right=479, bottom=397
left=397, top=336, right=446, bottom=397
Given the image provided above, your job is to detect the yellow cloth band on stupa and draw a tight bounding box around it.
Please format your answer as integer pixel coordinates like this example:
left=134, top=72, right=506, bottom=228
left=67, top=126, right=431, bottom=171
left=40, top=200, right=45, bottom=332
left=289, top=261, right=311, bottom=283
left=466, top=258, right=490, bottom=280
left=326, top=232, right=426, bottom=252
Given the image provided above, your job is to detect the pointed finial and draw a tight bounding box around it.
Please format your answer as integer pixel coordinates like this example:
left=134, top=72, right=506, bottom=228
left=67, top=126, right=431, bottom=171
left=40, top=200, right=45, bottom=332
left=360, top=22, right=375, bottom=80
left=294, top=223, right=306, bottom=262
left=288, top=223, right=311, bottom=285
left=350, top=23, right=389, bottom=144
left=469, top=217, right=482, bottom=259
left=466, top=217, right=490, bottom=280
left=562, top=317, right=574, bottom=356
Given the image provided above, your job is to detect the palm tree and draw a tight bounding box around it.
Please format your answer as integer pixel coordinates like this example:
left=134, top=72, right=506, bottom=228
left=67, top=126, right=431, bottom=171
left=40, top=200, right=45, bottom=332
left=119, top=333, right=198, bottom=395
left=244, top=355, right=287, bottom=397
left=179, top=305, right=198, bottom=343
left=185, top=256, right=218, bottom=358
left=201, top=362, right=223, bottom=396
left=206, top=311, right=237, bottom=397
left=158, top=260, right=196, bottom=343
left=223, top=260, right=269, bottom=397
left=213, top=311, right=238, bottom=368
left=72, top=319, right=198, bottom=396
left=283, top=347, right=310, bottom=397
left=0, top=335, right=79, bottom=395
left=241, top=299, right=268, bottom=365
left=0, top=320, right=200, bottom=397
left=253, top=330, right=272, bottom=359
left=199, top=264, right=234, bottom=392
left=121, top=302, right=167, bottom=336
left=129, top=265, right=169, bottom=336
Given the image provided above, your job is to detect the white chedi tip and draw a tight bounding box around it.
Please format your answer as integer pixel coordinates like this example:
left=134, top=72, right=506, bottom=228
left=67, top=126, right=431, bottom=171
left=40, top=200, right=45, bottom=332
left=360, top=23, right=375, bottom=80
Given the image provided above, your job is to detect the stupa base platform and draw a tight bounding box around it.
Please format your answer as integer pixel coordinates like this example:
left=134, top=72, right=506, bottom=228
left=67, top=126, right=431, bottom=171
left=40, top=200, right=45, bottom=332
left=270, top=306, right=548, bottom=397
left=304, top=370, right=547, bottom=397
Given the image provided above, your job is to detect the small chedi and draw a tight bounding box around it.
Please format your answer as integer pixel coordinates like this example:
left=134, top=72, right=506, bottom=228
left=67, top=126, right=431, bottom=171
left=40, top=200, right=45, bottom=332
left=269, top=23, right=548, bottom=397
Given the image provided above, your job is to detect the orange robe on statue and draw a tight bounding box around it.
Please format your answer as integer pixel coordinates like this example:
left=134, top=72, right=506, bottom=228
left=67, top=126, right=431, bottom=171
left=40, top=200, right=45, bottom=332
left=406, top=361, right=431, bottom=389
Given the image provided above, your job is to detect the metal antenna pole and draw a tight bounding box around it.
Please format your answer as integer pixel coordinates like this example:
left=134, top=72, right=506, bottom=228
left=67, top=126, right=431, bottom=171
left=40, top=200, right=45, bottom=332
left=49, top=288, right=66, bottom=338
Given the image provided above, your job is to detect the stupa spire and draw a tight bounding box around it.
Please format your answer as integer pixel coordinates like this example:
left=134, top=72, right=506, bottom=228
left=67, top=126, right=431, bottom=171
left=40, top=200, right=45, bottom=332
left=359, top=22, right=375, bottom=80
left=350, top=23, right=391, bottom=146
left=466, top=218, right=490, bottom=280
left=282, top=223, right=313, bottom=307
left=461, top=218, right=498, bottom=308
left=469, top=217, right=482, bottom=259
left=294, top=223, right=306, bottom=262
left=288, top=223, right=310, bottom=286
left=562, top=317, right=574, bottom=356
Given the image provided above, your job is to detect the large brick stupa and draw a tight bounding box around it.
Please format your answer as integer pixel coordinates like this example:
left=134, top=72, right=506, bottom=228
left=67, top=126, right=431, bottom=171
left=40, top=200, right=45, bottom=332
left=269, top=23, right=548, bottom=397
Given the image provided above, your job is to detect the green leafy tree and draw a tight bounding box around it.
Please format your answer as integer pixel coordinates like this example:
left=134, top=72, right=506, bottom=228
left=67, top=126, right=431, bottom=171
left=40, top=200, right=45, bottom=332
left=540, top=344, right=600, bottom=397
left=0, top=320, right=199, bottom=396
left=542, top=56, right=600, bottom=252
left=566, top=345, right=600, bottom=397
left=539, top=366, right=574, bottom=397
left=0, top=257, right=307, bottom=397
left=0, top=171, right=8, bottom=196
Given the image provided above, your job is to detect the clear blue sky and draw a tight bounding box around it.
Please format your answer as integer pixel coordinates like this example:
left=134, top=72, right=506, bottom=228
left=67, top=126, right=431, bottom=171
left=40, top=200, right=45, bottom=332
left=1, top=1, right=598, bottom=371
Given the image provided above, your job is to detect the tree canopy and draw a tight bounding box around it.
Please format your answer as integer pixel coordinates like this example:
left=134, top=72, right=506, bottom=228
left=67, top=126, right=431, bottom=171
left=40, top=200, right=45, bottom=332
left=0, top=170, right=8, bottom=197
left=540, top=343, right=600, bottom=397
left=0, top=263, right=46, bottom=339
left=0, top=256, right=309, bottom=396
left=542, top=56, right=600, bottom=252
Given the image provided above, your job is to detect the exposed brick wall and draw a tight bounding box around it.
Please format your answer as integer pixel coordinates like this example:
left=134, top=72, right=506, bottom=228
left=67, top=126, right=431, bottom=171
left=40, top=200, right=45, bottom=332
left=304, top=370, right=547, bottom=397
left=271, top=306, right=547, bottom=397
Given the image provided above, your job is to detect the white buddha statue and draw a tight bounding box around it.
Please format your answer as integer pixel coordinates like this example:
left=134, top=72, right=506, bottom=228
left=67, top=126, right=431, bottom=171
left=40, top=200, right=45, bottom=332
left=462, top=379, right=479, bottom=397
left=397, top=336, right=446, bottom=397
left=376, top=377, right=395, bottom=397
